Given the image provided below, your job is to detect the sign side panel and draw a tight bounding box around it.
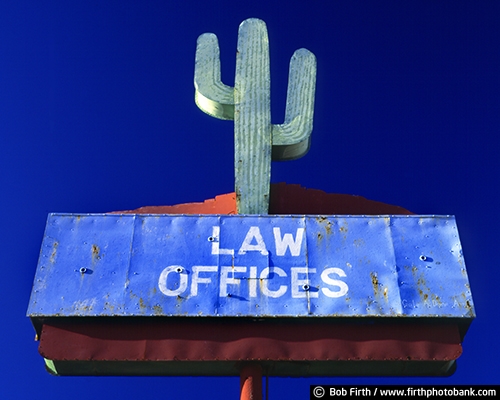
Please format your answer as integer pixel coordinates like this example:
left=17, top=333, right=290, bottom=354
left=391, top=216, right=475, bottom=318
left=28, top=214, right=135, bottom=316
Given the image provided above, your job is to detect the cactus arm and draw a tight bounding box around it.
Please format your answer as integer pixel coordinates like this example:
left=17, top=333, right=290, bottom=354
left=234, top=18, right=272, bottom=214
left=194, top=33, right=235, bottom=120
left=271, top=48, right=317, bottom=161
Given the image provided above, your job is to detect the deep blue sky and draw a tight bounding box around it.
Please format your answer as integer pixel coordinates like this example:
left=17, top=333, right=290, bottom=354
left=2, top=1, right=499, bottom=398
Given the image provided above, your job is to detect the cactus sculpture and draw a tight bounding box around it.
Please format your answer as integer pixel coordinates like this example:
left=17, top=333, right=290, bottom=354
left=195, top=18, right=316, bottom=214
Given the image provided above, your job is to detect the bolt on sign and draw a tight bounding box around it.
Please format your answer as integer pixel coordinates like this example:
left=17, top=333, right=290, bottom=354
left=27, top=18, right=474, bottom=378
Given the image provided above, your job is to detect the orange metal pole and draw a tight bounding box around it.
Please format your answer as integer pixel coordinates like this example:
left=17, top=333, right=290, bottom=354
left=239, top=363, right=263, bottom=400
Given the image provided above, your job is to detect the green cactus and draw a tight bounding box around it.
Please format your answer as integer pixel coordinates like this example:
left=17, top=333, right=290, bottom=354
left=195, top=18, right=316, bottom=214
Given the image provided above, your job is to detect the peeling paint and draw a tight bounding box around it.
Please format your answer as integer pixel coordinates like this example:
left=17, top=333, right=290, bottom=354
left=370, top=272, right=379, bottom=296
left=49, top=241, right=58, bottom=264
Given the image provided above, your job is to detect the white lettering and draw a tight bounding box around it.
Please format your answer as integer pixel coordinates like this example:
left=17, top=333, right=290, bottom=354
left=191, top=266, right=218, bottom=296
left=238, top=226, right=268, bottom=255
left=321, top=268, right=349, bottom=298
left=158, top=265, right=188, bottom=296
left=210, top=226, right=234, bottom=255
left=260, top=267, right=287, bottom=297
left=220, top=266, right=247, bottom=297
left=291, top=267, right=318, bottom=298
left=249, top=266, right=257, bottom=297
left=273, top=227, right=304, bottom=256
left=158, top=266, right=348, bottom=300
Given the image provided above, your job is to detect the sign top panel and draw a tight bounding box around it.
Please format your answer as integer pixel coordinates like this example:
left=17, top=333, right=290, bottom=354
left=27, top=214, right=474, bottom=319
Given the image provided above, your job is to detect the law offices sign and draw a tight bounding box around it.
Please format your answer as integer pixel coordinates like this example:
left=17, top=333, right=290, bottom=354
left=28, top=214, right=472, bottom=319
left=27, top=18, right=475, bottom=380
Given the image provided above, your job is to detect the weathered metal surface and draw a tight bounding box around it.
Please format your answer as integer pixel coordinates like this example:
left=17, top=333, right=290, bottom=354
left=27, top=214, right=474, bottom=320
left=39, top=320, right=462, bottom=376
left=195, top=18, right=316, bottom=214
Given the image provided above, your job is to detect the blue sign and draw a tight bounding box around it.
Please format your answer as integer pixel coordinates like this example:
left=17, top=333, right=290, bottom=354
left=27, top=214, right=475, bottom=319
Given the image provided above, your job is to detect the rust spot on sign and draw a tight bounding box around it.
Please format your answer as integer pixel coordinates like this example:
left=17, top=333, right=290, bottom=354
left=153, top=304, right=164, bottom=315
left=92, top=244, right=101, bottom=263
left=50, top=242, right=59, bottom=264
left=339, top=225, right=347, bottom=240
left=315, top=216, right=333, bottom=237
left=139, top=298, right=147, bottom=312
left=370, top=272, right=379, bottom=296
left=414, top=270, right=432, bottom=304
left=325, top=221, right=333, bottom=235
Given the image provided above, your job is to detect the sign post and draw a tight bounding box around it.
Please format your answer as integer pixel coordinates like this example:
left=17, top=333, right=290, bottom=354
left=240, top=363, right=263, bottom=400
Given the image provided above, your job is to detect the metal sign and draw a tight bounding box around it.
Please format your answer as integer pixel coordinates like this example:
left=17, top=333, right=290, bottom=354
left=28, top=213, right=474, bottom=319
